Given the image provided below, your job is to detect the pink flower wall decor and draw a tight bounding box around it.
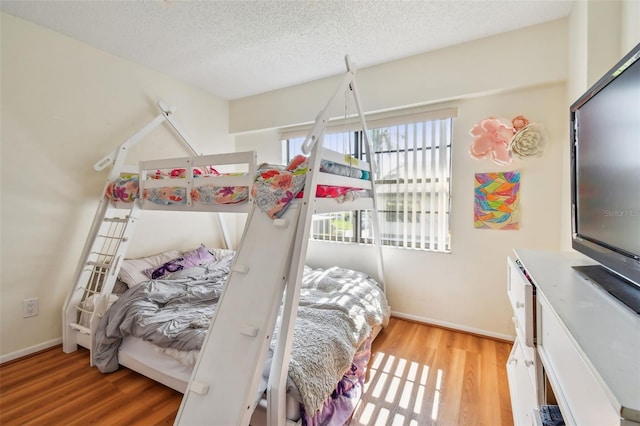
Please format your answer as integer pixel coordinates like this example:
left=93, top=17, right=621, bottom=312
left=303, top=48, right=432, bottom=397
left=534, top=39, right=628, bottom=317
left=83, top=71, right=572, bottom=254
left=469, top=117, right=514, bottom=165
left=469, top=115, right=545, bottom=165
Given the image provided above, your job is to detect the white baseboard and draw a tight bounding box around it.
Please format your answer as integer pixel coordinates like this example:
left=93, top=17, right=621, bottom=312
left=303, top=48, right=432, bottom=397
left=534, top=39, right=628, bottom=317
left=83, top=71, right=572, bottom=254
left=0, top=337, right=62, bottom=364
left=390, top=310, right=515, bottom=342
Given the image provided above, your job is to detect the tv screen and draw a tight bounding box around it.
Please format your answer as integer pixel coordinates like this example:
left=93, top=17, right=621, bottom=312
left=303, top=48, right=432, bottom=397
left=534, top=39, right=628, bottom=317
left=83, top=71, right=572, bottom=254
left=571, top=43, right=640, bottom=300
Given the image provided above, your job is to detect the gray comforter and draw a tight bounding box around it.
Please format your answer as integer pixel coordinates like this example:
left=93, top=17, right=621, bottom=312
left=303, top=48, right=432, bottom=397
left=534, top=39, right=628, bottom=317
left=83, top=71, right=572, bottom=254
left=94, top=256, right=389, bottom=416
left=94, top=256, right=232, bottom=372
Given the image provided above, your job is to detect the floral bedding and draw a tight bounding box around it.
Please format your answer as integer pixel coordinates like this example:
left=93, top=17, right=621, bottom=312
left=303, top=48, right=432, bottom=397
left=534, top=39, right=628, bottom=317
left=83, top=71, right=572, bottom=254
left=251, top=159, right=309, bottom=219
left=105, top=174, right=249, bottom=205
left=191, top=185, right=248, bottom=205
left=105, top=176, right=139, bottom=203
left=105, top=154, right=370, bottom=215
left=252, top=155, right=370, bottom=219
left=294, top=185, right=366, bottom=200
left=142, top=185, right=248, bottom=205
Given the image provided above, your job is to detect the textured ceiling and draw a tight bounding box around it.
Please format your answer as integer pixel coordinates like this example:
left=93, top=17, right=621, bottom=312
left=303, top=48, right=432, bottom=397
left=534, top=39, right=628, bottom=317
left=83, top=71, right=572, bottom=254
left=1, top=0, right=574, bottom=100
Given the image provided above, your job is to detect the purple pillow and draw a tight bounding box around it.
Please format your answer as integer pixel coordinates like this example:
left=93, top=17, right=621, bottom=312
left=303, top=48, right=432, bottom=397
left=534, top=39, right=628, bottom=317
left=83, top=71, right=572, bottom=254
left=146, top=258, right=185, bottom=280
left=144, top=244, right=215, bottom=280
left=182, top=244, right=215, bottom=268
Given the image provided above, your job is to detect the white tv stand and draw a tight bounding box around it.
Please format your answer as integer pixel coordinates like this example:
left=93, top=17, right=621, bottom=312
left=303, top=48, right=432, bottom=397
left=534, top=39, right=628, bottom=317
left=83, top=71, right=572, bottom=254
left=507, top=249, right=640, bottom=426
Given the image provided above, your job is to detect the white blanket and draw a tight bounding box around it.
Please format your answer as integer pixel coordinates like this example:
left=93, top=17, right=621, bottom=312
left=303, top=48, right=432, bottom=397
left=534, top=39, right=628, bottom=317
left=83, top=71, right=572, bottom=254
left=275, top=266, right=389, bottom=415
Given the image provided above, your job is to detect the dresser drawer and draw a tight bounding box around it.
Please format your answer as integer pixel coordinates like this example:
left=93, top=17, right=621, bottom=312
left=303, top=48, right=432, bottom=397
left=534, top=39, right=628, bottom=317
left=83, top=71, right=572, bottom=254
left=507, top=338, right=538, bottom=426
left=537, top=295, right=620, bottom=426
left=507, top=256, right=535, bottom=347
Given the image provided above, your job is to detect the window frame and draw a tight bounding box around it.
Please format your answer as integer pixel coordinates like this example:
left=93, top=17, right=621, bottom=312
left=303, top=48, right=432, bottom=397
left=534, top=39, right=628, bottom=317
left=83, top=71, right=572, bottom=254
left=281, top=107, right=455, bottom=253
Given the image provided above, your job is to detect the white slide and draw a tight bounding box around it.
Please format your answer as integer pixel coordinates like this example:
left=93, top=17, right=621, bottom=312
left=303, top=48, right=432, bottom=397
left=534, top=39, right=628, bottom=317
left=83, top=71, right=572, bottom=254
left=175, top=203, right=302, bottom=426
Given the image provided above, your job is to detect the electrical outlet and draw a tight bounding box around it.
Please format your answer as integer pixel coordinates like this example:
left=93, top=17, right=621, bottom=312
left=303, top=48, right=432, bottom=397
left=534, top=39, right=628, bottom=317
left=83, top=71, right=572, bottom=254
left=23, top=298, right=38, bottom=318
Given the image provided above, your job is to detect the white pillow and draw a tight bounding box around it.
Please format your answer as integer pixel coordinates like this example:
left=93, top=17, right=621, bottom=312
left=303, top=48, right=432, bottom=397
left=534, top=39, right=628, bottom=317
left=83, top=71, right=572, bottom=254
left=118, top=250, right=182, bottom=288
left=209, top=248, right=236, bottom=261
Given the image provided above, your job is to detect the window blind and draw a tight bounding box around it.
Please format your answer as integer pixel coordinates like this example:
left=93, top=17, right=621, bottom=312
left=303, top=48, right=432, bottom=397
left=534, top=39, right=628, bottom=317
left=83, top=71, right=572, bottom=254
left=281, top=105, right=454, bottom=252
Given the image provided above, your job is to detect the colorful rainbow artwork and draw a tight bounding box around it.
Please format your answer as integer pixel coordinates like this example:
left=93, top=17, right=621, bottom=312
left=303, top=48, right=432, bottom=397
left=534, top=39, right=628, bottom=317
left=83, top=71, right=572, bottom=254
left=474, top=171, right=520, bottom=230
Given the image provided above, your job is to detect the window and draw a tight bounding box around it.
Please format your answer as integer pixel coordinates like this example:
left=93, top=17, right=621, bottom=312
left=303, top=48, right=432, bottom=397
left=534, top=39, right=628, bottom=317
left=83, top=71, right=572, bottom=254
left=282, top=108, right=454, bottom=252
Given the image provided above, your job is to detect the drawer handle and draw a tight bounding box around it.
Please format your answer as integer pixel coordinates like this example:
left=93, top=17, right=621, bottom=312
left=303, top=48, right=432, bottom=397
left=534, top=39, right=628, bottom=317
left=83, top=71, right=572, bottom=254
left=524, top=360, right=534, bottom=367
left=516, top=301, right=525, bottom=309
left=509, top=357, right=518, bottom=365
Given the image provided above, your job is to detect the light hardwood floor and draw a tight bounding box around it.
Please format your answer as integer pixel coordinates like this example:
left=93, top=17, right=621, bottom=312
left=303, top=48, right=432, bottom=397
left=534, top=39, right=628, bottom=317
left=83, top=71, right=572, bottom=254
left=349, top=318, right=513, bottom=426
left=0, top=318, right=513, bottom=425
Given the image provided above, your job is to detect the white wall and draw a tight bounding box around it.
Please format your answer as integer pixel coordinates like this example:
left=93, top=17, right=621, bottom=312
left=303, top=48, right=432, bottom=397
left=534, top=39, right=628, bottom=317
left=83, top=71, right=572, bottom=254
left=0, top=13, right=232, bottom=359
left=621, top=0, right=640, bottom=52
left=231, top=20, right=568, bottom=339
left=230, top=19, right=568, bottom=134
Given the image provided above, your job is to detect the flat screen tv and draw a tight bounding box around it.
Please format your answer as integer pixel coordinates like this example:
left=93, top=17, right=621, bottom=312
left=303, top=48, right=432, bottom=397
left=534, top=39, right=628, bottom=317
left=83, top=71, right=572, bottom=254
left=570, top=42, right=640, bottom=314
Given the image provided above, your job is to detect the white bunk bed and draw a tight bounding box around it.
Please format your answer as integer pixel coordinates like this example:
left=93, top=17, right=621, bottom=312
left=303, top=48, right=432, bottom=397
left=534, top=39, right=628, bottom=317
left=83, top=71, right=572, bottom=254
left=63, top=57, right=388, bottom=426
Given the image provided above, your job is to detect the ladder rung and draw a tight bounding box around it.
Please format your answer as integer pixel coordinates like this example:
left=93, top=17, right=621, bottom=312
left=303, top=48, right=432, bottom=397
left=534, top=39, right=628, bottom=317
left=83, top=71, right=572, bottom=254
left=79, top=287, right=100, bottom=295
left=87, top=261, right=111, bottom=268
left=69, top=323, right=90, bottom=334
left=96, top=234, right=126, bottom=240
left=91, top=251, right=116, bottom=257
left=103, top=217, right=129, bottom=223
left=82, top=266, right=108, bottom=275
left=73, top=304, right=93, bottom=314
